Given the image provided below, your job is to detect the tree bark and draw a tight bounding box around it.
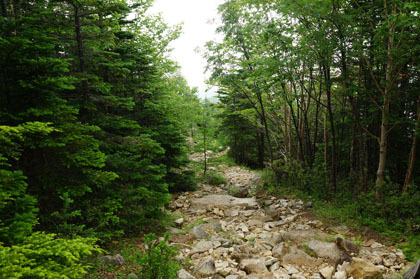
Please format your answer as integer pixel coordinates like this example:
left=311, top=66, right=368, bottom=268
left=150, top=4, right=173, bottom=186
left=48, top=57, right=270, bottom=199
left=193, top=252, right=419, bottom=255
left=403, top=94, right=420, bottom=191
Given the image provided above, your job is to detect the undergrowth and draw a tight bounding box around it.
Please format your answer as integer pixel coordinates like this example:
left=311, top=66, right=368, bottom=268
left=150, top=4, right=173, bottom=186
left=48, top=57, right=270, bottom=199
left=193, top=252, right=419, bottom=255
left=260, top=165, right=420, bottom=262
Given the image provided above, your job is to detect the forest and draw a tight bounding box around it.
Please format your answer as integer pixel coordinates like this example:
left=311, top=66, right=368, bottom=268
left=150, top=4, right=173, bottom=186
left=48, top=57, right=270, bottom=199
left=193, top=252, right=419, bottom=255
left=0, top=0, right=419, bottom=278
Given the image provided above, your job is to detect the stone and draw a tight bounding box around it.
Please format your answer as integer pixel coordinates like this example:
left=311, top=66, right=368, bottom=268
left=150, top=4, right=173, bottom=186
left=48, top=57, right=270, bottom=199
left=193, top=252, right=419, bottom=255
left=403, top=259, right=420, bottom=279
left=238, top=223, right=249, bottom=233
left=291, top=274, right=306, bottom=279
left=281, top=246, right=323, bottom=267
left=336, top=237, right=360, bottom=256
left=285, top=265, right=299, bottom=275
left=273, top=269, right=291, bottom=279
left=331, top=225, right=349, bottom=233
left=175, top=217, right=184, bottom=225
left=190, top=194, right=258, bottom=210
left=320, top=266, right=335, bottom=279
left=99, top=254, right=125, bottom=265
left=168, top=226, right=183, bottom=234
left=383, top=253, right=397, bottom=267
left=190, top=241, right=213, bottom=255
left=306, top=240, right=341, bottom=262
left=265, top=256, right=278, bottom=266
left=270, top=261, right=281, bottom=272
left=190, top=226, right=208, bottom=239
left=370, top=242, right=383, bottom=249
left=226, top=275, right=240, bottom=279
left=177, top=269, right=196, bottom=279
left=239, top=258, right=269, bottom=274
left=248, top=219, right=263, bottom=227
left=128, top=273, right=138, bottom=278
left=345, top=257, right=383, bottom=279
left=193, top=258, right=217, bottom=278
left=333, top=271, right=347, bottom=279
left=265, top=232, right=283, bottom=246
left=283, top=230, right=330, bottom=244
left=272, top=242, right=287, bottom=258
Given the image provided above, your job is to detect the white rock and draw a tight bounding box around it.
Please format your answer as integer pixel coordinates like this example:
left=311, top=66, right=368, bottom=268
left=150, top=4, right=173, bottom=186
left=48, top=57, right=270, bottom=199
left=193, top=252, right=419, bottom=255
left=238, top=223, right=249, bottom=233
left=370, top=242, right=383, bottom=249
left=177, top=269, right=195, bottom=279
left=320, top=266, right=335, bottom=279
left=333, top=271, right=346, bottom=279
left=285, top=265, right=299, bottom=275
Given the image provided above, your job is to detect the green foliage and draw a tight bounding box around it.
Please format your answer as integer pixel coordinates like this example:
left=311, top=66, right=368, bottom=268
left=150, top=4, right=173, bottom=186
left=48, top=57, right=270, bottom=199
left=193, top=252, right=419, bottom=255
left=131, top=233, right=180, bottom=279
left=206, top=172, right=227, bottom=186
left=0, top=232, right=103, bottom=279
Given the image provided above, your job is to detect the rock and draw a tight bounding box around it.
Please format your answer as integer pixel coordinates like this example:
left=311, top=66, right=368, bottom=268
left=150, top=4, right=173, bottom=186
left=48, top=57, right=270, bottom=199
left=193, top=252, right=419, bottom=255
left=169, top=226, right=183, bottom=234
left=306, top=240, right=341, bottom=262
left=336, top=237, right=360, bottom=256
left=320, top=266, right=335, bottom=279
left=403, top=259, right=420, bottom=279
left=285, top=265, right=299, bottom=274
left=175, top=217, right=184, bottom=225
left=238, top=223, right=249, bottom=233
left=291, top=274, right=306, bottom=279
left=99, top=254, right=125, bottom=265
left=273, top=269, right=291, bottom=279
left=282, top=246, right=323, bottom=267
left=190, top=241, right=213, bottom=255
left=248, top=219, right=263, bottom=227
left=190, top=194, right=258, bottom=210
left=264, top=232, right=283, bottom=246
left=283, top=230, right=330, bottom=244
left=128, top=273, right=138, bottom=278
left=226, top=276, right=240, bottom=279
left=331, top=225, right=349, bottom=234
left=239, top=258, right=269, bottom=274
left=178, top=269, right=196, bottom=279
left=345, top=257, right=383, bottom=279
left=190, top=226, right=208, bottom=239
left=370, top=242, right=383, bottom=249
left=272, top=242, right=287, bottom=258
left=333, top=271, right=347, bottom=279
left=193, top=258, right=217, bottom=278
left=383, top=253, right=397, bottom=267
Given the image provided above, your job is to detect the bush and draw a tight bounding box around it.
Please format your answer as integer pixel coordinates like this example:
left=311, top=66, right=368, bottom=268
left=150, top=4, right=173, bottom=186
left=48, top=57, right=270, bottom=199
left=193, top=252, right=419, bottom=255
left=130, top=233, right=180, bottom=279
left=168, top=170, right=196, bottom=193
left=0, top=232, right=103, bottom=278
left=206, top=172, right=227, bottom=185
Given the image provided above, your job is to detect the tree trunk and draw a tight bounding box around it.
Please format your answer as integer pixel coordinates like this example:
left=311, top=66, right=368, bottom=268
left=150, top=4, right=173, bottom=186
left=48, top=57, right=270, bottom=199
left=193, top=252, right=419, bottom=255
left=71, top=3, right=89, bottom=102
left=403, top=94, right=420, bottom=191
left=324, top=64, right=337, bottom=193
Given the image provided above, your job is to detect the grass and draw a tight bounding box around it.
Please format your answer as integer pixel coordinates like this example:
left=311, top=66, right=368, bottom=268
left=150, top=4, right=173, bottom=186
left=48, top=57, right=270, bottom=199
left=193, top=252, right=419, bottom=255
left=301, top=244, right=318, bottom=258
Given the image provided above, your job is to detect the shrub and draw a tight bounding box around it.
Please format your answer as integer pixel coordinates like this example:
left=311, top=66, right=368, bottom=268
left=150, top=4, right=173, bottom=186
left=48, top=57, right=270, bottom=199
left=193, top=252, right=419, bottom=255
left=206, top=172, right=227, bottom=185
left=0, top=232, right=103, bottom=278
left=130, top=233, right=180, bottom=279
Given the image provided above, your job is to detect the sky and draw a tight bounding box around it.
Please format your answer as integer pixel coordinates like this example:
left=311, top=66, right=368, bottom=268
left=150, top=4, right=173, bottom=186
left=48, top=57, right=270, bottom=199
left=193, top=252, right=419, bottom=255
left=149, top=0, right=225, bottom=99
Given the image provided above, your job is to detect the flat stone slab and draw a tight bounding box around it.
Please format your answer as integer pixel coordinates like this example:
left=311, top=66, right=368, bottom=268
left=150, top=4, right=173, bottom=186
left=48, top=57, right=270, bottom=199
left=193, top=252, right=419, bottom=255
left=190, top=194, right=258, bottom=210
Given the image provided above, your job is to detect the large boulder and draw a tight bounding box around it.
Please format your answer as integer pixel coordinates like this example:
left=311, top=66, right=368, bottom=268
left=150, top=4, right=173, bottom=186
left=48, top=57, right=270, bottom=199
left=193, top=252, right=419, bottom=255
left=177, top=269, right=196, bottom=279
left=239, top=258, right=269, bottom=274
left=345, top=257, right=383, bottom=279
left=283, top=230, right=330, bottom=244
left=189, top=241, right=213, bottom=255
left=193, top=258, right=217, bottom=278
left=281, top=246, right=323, bottom=267
left=99, top=254, right=125, bottom=265
left=305, top=240, right=341, bottom=262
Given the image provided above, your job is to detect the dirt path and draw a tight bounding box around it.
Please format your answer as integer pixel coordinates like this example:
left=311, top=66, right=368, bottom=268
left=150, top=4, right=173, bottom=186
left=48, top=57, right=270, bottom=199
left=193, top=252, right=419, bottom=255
left=169, top=160, right=407, bottom=279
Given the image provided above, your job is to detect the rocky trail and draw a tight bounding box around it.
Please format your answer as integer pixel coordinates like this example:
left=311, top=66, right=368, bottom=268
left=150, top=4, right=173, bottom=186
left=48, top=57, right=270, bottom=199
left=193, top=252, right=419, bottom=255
left=168, top=159, right=409, bottom=279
